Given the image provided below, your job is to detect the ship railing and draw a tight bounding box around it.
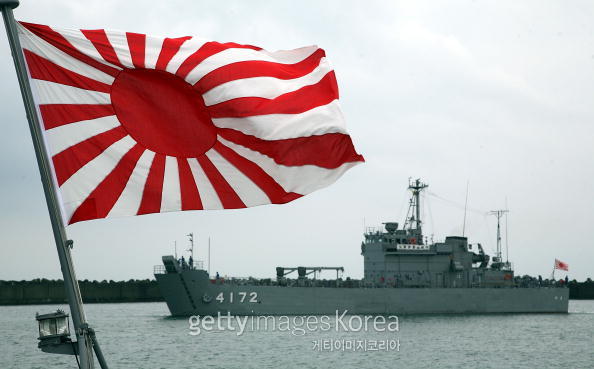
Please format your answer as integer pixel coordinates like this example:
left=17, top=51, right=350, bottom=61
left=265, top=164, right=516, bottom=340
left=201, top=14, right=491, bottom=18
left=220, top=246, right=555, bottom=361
left=176, top=260, right=205, bottom=270
left=209, top=277, right=264, bottom=286
left=219, top=277, right=255, bottom=284
left=153, top=260, right=204, bottom=275
left=364, top=226, right=382, bottom=235
left=153, top=265, right=166, bottom=274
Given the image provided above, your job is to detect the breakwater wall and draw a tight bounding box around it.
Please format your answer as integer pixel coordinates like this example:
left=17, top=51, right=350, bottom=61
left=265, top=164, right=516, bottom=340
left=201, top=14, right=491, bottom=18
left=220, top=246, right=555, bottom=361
left=0, top=279, right=164, bottom=305
left=1, top=278, right=592, bottom=305
left=568, top=280, right=594, bottom=299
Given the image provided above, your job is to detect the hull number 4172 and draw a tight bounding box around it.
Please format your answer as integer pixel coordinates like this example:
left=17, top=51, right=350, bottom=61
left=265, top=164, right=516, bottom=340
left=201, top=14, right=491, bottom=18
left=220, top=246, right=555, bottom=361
left=216, top=292, right=258, bottom=303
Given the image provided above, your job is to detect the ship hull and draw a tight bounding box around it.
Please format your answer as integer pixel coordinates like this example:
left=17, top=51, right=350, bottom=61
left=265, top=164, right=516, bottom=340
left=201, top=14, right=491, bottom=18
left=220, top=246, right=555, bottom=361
left=155, top=270, right=569, bottom=316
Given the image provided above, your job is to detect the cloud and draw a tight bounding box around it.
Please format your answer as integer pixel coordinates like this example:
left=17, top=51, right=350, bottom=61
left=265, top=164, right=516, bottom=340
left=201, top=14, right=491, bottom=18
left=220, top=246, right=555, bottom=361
left=0, top=0, right=592, bottom=281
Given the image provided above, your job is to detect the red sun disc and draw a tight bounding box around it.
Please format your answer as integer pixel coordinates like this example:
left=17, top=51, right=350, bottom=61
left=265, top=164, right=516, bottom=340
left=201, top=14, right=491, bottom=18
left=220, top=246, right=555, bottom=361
left=111, top=69, right=216, bottom=158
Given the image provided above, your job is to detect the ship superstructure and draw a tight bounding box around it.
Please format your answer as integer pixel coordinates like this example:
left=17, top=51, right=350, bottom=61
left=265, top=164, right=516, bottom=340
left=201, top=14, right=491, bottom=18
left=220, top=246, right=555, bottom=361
left=362, top=179, right=512, bottom=288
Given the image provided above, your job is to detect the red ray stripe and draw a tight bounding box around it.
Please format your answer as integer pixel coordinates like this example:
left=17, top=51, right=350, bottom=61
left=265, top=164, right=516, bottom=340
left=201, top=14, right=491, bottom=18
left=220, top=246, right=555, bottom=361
left=19, top=22, right=120, bottom=77
left=24, top=49, right=112, bottom=93
left=155, top=36, right=191, bottom=71
left=137, top=154, right=166, bottom=215
left=207, top=71, right=338, bottom=118
left=176, top=41, right=262, bottom=80
left=212, top=141, right=301, bottom=204
left=52, top=126, right=127, bottom=186
left=80, top=29, right=125, bottom=68
left=196, top=156, right=245, bottom=209
left=69, top=144, right=145, bottom=224
left=40, top=104, right=114, bottom=130
left=218, top=129, right=364, bottom=169
left=177, top=158, right=203, bottom=210
left=197, top=48, right=326, bottom=93
left=126, top=32, right=146, bottom=69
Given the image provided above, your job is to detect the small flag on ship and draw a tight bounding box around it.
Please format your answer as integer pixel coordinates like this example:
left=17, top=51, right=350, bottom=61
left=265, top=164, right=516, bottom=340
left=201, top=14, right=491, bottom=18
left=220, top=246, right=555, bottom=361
left=16, top=22, right=364, bottom=224
left=554, top=259, right=569, bottom=271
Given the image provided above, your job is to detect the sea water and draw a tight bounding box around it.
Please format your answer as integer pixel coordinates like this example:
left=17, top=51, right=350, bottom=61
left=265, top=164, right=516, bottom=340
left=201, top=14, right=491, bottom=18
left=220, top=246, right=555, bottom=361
left=1, top=300, right=592, bottom=369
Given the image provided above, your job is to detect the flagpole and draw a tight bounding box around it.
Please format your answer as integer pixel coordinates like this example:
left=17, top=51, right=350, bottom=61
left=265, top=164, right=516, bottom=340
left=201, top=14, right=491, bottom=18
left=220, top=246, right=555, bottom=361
left=0, top=2, right=99, bottom=368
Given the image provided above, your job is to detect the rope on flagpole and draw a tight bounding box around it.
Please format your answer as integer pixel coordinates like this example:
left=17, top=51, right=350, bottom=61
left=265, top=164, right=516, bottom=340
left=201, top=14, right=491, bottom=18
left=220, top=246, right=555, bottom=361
left=0, top=2, right=104, bottom=368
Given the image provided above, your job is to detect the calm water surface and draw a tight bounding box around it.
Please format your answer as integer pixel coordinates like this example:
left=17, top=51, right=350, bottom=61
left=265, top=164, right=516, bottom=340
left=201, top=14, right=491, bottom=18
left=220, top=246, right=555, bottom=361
left=1, top=301, right=592, bottom=369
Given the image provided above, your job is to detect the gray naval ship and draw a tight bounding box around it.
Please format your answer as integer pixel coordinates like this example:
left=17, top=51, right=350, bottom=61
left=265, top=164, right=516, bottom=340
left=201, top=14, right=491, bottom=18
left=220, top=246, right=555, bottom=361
left=155, top=179, right=569, bottom=316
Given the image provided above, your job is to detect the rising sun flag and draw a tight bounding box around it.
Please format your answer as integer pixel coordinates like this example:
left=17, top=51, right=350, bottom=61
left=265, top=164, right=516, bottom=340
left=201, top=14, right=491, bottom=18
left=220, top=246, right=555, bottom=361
left=554, top=259, right=569, bottom=271
left=16, top=22, right=364, bottom=224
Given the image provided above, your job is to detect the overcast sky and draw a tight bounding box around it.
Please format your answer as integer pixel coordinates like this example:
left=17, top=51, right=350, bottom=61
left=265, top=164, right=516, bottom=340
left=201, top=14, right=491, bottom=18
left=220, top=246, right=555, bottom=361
left=1, top=0, right=592, bottom=282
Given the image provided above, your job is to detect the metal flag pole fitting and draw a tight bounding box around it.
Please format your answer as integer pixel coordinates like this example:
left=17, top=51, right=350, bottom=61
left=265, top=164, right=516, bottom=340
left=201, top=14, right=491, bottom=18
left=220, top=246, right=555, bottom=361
left=0, top=2, right=103, bottom=368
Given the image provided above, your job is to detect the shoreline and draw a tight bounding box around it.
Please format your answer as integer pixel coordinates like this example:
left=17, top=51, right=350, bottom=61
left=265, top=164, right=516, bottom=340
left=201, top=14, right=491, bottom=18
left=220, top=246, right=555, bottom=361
left=1, top=278, right=592, bottom=305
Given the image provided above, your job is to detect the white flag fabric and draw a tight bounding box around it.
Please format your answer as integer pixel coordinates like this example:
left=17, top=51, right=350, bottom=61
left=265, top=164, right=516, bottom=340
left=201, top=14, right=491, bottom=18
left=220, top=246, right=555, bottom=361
left=17, top=22, right=364, bottom=224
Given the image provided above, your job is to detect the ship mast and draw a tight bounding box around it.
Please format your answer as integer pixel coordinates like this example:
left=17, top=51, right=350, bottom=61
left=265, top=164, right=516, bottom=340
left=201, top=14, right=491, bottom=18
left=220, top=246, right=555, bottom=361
left=187, top=233, right=194, bottom=266
left=489, top=209, right=509, bottom=270
left=403, top=178, right=428, bottom=244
